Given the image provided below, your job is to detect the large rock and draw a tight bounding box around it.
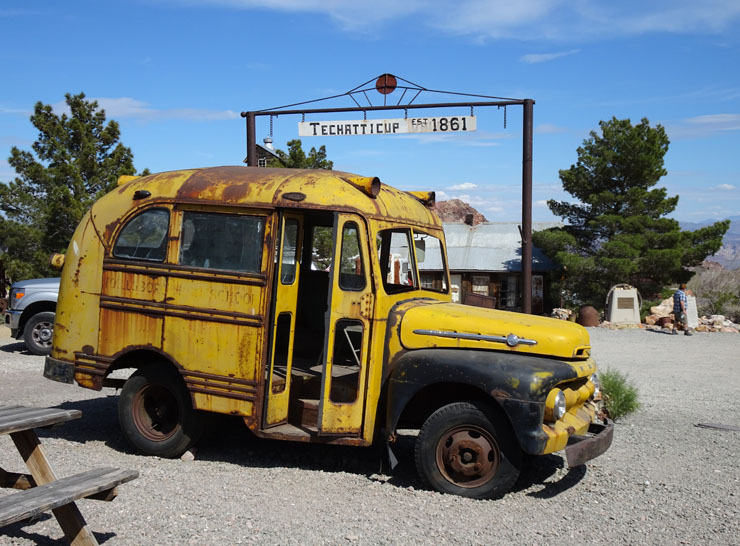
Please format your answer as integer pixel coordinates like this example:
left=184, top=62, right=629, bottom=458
left=650, top=297, right=674, bottom=317
left=577, top=306, right=600, bottom=327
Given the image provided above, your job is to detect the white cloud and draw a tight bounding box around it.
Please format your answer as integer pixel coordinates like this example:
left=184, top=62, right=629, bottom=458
left=667, top=113, right=740, bottom=139
left=183, top=1, right=740, bottom=40
left=534, top=123, right=568, bottom=135
left=196, top=0, right=422, bottom=30
left=714, top=184, right=737, bottom=191
left=52, top=97, right=239, bottom=122
left=435, top=190, right=450, bottom=200
left=685, top=113, right=740, bottom=129
left=448, top=182, right=478, bottom=191
left=452, top=193, right=489, bottom=206
left=535, top=199, right=549, bottom=207
left=0, top=106, right=30, bottom=115
left=520, top=49, right=580, bottom=64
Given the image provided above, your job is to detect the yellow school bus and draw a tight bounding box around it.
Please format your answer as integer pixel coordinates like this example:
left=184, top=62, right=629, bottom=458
left=45, top=166, right=611, bottom=499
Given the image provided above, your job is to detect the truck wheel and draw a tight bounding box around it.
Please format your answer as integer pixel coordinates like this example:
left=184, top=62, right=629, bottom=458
left=415, top=401, right=521, bottom=499
left=119, top=367, right=203, bottom=458
left=23, top=311, right=55, bottom=356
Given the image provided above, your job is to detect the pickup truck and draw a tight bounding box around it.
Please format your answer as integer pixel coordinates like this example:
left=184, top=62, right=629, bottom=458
left=4, top=277, right=60, bottom=356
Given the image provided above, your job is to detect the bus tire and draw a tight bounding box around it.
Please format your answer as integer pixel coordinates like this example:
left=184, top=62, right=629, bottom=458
left=415, top=401, right=521, bottom=499
left=119, top=366, right=203, bottom=458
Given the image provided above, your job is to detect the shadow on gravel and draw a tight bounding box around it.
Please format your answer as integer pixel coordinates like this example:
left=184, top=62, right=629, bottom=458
left=44, top=397, right=584, bottom=498
left=513, top=454, right=587, bottom=498
left=1, top=514, right=115, bottom=544
left=0, top=341, right=31, bottom=354
left=646, top=328, right=687, bottom=336
left=45, top=397, right=424, bottom=491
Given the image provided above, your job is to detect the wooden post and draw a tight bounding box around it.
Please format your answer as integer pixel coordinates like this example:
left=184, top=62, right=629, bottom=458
left=246, top=112, right=257, bottom=167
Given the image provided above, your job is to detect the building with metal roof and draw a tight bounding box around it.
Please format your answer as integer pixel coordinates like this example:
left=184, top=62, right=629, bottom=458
left=419, top=221, right=561, bottom=314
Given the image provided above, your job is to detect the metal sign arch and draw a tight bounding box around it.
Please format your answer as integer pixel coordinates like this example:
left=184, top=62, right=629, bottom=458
left=240, top=74, right=535, bottom=313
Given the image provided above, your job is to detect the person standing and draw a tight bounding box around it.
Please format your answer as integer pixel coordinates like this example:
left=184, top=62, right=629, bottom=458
left=672, top=283, right=692, bottom=335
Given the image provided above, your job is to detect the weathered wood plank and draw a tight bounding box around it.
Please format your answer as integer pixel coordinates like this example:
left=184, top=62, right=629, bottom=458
left=0, top=407, right=81, bottom=435
left=0, top=406, right=26, bottom=416
left=0, top=467, right=139, bottom=527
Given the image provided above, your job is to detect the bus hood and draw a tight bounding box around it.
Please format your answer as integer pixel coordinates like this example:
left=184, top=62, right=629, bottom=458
left=398, top=301, right=592, bottom=360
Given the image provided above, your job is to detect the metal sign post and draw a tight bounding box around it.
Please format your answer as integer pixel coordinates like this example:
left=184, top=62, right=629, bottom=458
left=241, top=75, right=535, bottom=314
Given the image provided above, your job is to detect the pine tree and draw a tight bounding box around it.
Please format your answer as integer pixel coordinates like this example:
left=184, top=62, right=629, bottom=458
left=269, top=139, right=333, bottom=170
left=534, top=117, right=729, bottom=309
left=0, top=93, right=148, bottom=281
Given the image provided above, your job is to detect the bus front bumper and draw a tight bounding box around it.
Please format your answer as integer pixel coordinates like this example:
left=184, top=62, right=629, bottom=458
left=564, top=420, right=614, bottom=467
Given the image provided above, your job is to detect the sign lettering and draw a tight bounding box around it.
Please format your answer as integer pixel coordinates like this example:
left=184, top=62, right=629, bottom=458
left=298, top=116, right=476, bottom=137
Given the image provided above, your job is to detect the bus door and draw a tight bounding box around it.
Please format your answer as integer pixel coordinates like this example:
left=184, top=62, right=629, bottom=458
left=265, top=213, right=303, bottom=426
left=318, top=213, right=374, bottom=435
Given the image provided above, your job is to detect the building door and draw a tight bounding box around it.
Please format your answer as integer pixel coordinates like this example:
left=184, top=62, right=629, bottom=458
left=318, top=213, right=373, bottom=436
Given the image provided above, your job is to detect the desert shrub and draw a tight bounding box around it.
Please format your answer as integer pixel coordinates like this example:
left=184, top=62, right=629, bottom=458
left=600, top=368, right=640, bottom=420
left=688, top=267, right=740, bottom=322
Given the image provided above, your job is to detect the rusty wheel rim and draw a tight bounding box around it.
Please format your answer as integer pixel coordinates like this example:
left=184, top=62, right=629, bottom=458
left=31, top=321, right=54, bottom=348
left=132, top=384, right=180, bottom=442
left=435, top=424, right=500, bottom=488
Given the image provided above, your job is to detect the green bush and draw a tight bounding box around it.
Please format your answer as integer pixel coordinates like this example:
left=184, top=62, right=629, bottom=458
left=600, top=368, right=640, bottom=420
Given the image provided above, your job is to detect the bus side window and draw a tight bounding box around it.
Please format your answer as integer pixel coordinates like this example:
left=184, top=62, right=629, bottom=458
left=113, top=208, right=170, bottom=262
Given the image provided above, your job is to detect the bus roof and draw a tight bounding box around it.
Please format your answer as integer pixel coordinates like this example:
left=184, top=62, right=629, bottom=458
left=105, top=166, right=441, bottom=229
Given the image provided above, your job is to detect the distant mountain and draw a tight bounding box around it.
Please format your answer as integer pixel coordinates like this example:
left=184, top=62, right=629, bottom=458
left=681, top=216, right=740, bottom=270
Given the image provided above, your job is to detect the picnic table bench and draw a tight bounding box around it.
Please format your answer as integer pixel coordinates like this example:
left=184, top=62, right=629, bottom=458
left=0, top=405, right=138, bottom=545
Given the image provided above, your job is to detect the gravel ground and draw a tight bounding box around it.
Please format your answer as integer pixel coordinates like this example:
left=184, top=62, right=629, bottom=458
left=1, top=324, right=739, bottom=545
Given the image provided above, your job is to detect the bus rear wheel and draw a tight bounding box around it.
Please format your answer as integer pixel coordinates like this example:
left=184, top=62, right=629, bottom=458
left=119, top=367, right=203, bottom=458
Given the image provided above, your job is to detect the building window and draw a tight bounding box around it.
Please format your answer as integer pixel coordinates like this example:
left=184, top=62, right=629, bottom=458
left=258, top=157, right=267, bottom=167
left=471, top=275, right=490, bottom=296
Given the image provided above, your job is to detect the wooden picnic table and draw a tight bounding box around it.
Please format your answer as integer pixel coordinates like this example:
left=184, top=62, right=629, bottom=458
left=0, top=405, right=138, bottom=545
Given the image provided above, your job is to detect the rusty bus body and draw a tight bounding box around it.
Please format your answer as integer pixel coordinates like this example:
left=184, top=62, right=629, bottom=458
left=45, top=166, right=612, bottom=499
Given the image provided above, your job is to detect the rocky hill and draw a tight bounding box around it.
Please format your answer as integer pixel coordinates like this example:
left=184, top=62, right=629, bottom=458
left=433, top=199, right=487, bottom=225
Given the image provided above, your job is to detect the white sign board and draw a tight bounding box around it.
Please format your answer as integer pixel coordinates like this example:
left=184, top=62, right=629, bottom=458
left=686, top=295, right=699, bottom=328
left=298, top=116, right=476, bottom=137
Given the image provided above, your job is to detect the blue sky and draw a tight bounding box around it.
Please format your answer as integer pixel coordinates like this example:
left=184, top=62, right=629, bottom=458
left=1, top=0, right=739, bottom=223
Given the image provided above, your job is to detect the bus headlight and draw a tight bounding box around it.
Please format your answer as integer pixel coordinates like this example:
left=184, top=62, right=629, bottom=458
left=545, top=389, right=567, bottom=422
left=591, top=373, right=601, bottom=397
